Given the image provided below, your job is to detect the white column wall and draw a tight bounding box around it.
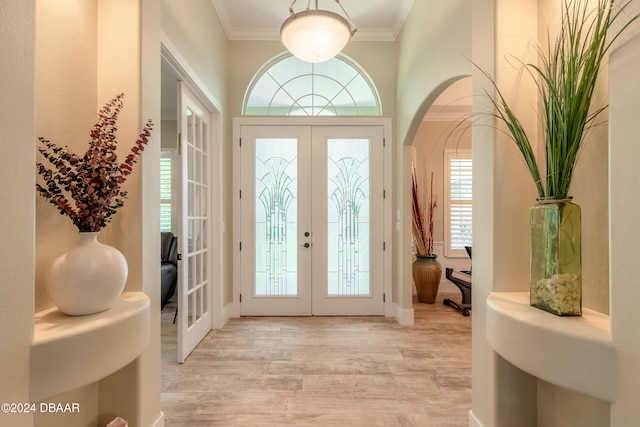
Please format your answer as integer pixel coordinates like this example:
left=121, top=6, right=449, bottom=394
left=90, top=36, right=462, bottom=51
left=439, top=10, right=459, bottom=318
left=609, top=1, right=640, bottom=425
left=0, top=1, right=36, bottom=426
left=472, top=0, right=640, bottom=426
left=395, top=0, right=472, bottom=315
left=31, top=1, right=162, bottom=425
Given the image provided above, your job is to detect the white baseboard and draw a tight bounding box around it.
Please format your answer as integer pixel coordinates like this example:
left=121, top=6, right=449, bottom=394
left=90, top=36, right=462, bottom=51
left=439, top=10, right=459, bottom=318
left=468, top=410, right=484, bottom=427
left=221, top=301, right=236, bottom=327
left=393, top=302, right=414, bottom=326
left=151, top=411, right=165, bottom=427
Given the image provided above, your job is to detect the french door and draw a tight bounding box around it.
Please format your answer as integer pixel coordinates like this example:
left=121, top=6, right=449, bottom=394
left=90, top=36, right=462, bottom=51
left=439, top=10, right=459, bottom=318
left=178, top=83, right=212, bottom=363
left=239, top=124, right=384, bottom=316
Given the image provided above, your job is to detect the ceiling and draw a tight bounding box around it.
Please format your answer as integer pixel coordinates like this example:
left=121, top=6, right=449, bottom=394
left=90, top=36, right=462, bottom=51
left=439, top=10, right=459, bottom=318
left=162, top=1, right=471, bottom=119
left=211, top=0, right=415, bottom=41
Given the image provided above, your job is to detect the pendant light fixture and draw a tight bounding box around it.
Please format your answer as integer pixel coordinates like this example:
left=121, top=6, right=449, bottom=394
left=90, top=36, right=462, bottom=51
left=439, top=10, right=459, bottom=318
left=281, top=0, right=357, bottom=63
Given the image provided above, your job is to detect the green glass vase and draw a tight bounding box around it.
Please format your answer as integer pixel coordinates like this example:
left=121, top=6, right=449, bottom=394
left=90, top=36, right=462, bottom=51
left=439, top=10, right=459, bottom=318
left=529, top=198, right=582, bottom=316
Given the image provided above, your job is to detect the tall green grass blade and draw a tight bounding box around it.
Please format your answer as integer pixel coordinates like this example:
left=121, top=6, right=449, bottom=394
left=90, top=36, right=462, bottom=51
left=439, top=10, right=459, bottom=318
left=479, top=0, right=639, bottom=199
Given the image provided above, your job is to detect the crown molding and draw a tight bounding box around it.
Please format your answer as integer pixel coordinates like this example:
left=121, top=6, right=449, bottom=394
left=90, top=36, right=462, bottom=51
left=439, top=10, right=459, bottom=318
left=393, top=0, right=415, bottom=39
left=423, top=105, right=472, bottom=122
left=212, top=0, right=414, bottom=42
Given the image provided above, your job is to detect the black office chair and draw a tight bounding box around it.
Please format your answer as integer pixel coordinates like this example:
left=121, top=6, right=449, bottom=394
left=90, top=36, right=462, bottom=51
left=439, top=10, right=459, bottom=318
left=160, top=232, right=178, bottom=310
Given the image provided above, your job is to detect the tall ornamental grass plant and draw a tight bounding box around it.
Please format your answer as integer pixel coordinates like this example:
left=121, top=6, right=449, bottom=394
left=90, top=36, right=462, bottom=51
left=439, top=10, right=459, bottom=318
left=482, top=0, right=639, bottom=199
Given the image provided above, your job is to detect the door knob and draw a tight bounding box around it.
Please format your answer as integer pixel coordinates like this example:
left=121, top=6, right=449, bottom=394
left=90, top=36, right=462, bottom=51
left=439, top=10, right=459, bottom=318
left=299, top=242, right=310, bottom=248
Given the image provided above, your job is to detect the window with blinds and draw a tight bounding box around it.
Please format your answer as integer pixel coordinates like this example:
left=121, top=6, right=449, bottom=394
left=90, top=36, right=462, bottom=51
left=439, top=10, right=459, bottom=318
left=445, top=150, right=472, bottom=257
left=160, top=152, right=175, bottom=233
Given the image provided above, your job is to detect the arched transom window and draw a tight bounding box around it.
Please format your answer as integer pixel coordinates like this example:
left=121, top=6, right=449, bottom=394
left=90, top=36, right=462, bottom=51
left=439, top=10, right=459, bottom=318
left=243, top=54, right=381, bottom=116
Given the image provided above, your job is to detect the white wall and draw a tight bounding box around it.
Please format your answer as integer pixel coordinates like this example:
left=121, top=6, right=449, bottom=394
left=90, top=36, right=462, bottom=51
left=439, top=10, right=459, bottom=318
left=161, top=0, right=227, bottom=106
left=0, top=1, right=164, bottom=425
left=471, top=0, right=640, bottom=426
left=0, top=1, right=36, bottom=426
left=609, top=1, right=640, bottom=425
left=395, top=0, right=472, bottom=312
left=470, top=2, right=499, bottom=424
left=161, top=0, right=230, bottom=305
left=35, top=0, right=99, bottom=312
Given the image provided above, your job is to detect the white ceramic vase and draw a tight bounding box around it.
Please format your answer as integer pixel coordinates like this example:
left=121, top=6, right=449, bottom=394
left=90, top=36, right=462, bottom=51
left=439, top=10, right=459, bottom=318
left=46, top=232, right=128, bottom=316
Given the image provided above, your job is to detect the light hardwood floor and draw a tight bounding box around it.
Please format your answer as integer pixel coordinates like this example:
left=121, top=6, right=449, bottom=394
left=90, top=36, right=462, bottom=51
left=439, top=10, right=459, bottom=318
left=161, top=292, right=471, bottom=426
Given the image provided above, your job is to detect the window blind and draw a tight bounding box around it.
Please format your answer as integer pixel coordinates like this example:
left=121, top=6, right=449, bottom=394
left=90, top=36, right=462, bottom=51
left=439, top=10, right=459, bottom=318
left=445, top=151, right=472, bottom=257
left=160, top=155, right=173, bottom=233
left=449, top=157, right=472, bottom=250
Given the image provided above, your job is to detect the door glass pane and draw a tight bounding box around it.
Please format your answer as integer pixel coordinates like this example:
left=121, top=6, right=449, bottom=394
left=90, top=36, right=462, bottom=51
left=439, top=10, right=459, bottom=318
left=187, top=255, right=194, bottom=290
left=255, top=138, right=298, bottom=296
left=195, top=115, right=202, bottom=151
left=186, top=108, right=193, bottom=145
left=327, top=138, right=370, bottom=296
left=195, top=253, right=201, bottom=285
left=187, top=292, right=195, bottom=327
left=195, top=148, right=202, bottom=183
left=188, top=145, right=195, bottom=181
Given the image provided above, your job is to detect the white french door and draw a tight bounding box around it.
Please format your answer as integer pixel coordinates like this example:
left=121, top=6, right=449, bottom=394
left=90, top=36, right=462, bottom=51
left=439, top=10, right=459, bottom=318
left=311, top=126, right=384, bottom=315
left=178, top=83, right=212, bottom=363
left=239, top=124, right=385, bottom=316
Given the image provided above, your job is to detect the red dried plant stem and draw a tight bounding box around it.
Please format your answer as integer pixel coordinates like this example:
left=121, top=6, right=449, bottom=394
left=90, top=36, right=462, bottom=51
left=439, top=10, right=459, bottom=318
left=411, top=163, right=425, bottom=255
left=427, top=172, right=433, bottom=255
left=411, top=161, right=437, bottom=256
left=36, top=93, right=153, bottom=232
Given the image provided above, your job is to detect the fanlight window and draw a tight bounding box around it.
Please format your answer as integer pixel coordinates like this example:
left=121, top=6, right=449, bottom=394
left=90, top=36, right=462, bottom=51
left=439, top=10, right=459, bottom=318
left=243, top=54, right=381, bottom=116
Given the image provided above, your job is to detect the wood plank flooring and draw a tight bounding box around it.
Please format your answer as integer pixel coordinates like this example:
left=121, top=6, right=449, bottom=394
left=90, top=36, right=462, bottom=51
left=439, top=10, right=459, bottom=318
left=161, top=292, right=471, bottom=426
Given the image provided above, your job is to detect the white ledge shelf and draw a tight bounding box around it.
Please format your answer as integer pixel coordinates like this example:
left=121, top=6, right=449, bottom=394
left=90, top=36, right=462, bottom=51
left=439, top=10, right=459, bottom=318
left=31, top=292, right=150, bottom=402
left=486, top=292, right=615, bottom=402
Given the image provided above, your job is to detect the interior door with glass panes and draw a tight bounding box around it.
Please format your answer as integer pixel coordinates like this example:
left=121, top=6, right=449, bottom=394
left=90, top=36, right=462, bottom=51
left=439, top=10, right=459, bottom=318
left=178, top=83, right=212, bottom=363
left=239, top=125, right=384, bottom=316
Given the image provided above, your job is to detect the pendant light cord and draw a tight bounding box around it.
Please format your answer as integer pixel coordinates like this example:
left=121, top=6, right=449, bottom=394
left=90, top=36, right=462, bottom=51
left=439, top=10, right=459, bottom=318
left=334, top=0, right=357, bottom=34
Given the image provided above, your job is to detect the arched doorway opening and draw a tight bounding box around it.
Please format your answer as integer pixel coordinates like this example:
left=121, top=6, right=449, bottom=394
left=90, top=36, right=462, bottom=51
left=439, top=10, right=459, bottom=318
left=409, top=76, right=472, bottom=309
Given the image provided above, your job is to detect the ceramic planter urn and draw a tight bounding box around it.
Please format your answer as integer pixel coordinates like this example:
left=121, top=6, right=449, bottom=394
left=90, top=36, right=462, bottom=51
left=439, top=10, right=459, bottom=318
left=412, top=254, right=442, bottom=304
left=529, top=198, right=582, bottom=316
left=45, top=232, right=128, bottom=316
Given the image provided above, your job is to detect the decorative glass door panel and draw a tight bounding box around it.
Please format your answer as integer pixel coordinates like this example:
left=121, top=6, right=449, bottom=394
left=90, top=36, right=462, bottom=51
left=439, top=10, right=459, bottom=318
left=327, top=138, right=371, bottom=296
left=255, top=138, right=298, bottom=296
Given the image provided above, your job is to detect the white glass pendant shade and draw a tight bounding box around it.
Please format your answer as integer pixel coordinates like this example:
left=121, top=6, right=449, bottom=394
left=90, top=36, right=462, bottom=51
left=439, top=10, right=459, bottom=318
left=281, top=10, right=352, bottom=63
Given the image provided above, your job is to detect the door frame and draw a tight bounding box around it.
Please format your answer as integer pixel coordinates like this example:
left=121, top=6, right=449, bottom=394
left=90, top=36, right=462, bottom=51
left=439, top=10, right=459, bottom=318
left=232, top=116, right=393, bottom=317
left=161, top=38, right=225, bottom=334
